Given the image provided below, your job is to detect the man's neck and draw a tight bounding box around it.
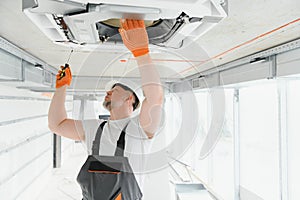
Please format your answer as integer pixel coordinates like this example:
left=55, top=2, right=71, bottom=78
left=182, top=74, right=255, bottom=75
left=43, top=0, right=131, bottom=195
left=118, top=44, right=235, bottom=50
left=109, top=107, right=132, bottom=120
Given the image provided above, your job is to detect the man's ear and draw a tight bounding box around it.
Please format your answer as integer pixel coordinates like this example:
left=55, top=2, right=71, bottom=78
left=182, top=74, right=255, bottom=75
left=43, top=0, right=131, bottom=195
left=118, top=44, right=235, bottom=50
left=124, top=92, right=133, bottom=101
left=126, top=93, right=136, bottom=107
left=128, top=93, right=134, bottom=102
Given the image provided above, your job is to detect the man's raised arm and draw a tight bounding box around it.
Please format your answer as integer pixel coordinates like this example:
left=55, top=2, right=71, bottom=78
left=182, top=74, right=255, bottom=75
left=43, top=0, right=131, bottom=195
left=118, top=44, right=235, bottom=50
left=119, top=19, right=164, bottom=138
left=48, top=66, right=85, bottom=141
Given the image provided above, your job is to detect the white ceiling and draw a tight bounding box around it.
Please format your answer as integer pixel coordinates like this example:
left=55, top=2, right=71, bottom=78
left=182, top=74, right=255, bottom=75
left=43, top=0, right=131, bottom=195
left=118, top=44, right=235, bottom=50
left=0, top=0, right=300, bottom=81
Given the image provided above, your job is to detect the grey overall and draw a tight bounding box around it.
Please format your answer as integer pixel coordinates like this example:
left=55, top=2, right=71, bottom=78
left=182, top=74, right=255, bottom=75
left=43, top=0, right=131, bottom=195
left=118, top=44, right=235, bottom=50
left=77, top=121, right=143, bottom=200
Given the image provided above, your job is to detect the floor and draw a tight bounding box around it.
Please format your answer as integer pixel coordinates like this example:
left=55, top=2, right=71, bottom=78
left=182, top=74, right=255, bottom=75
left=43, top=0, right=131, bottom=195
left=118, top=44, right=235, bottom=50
left=37, top=143, right=86, bottom=200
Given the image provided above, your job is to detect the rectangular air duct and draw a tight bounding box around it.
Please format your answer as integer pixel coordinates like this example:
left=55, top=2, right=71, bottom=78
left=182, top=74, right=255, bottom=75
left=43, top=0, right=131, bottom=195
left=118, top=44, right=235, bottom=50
left=0, top=49, right=23, bottom=81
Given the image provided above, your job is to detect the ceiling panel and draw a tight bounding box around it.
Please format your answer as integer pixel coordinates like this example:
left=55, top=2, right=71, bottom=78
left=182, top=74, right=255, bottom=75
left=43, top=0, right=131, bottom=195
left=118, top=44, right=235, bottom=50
left=0, top=0, right=299, bottom=81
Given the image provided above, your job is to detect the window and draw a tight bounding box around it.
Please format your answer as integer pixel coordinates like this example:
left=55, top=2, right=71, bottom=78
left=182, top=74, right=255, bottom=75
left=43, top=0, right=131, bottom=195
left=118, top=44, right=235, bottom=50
left=210, top=89, right=234, bottom=200
left=193, top=89, right=234, bottom=200
left=239, top=82, right=280, bottom=200
left=287, top=80, right=300, bottom=200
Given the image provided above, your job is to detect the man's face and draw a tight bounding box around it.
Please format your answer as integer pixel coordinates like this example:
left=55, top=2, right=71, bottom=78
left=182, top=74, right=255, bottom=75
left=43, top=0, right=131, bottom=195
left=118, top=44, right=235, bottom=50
left=103, top=85, right=131, bottom=111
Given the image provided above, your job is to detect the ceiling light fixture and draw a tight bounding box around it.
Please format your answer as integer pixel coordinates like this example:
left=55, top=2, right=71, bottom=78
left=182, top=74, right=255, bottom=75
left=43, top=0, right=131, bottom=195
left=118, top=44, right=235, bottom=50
left=249, top=57, right=267, bottom=64
left=34, top=64, right=44, bottom=70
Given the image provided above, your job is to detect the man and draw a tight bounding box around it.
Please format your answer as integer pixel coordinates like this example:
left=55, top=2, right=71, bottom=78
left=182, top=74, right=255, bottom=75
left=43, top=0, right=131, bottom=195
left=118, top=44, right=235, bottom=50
left=48, top=19, right=164, bottom=199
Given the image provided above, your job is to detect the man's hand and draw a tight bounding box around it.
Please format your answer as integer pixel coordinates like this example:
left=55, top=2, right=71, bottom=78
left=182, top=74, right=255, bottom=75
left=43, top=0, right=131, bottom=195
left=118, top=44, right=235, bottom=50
left=119, top=19, right=149, bottom=57
left=56, top=65, right=72, bottom=88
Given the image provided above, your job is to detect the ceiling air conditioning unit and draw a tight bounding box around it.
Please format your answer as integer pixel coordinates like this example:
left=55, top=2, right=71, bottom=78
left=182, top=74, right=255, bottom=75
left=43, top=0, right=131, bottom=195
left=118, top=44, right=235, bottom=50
left=23, top=0, right=227, bottom=49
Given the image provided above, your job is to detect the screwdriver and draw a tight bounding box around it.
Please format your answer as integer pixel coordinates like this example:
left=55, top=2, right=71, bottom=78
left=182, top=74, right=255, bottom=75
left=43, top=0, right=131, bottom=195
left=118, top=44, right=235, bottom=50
left=58, top=49, right=73, bottom=80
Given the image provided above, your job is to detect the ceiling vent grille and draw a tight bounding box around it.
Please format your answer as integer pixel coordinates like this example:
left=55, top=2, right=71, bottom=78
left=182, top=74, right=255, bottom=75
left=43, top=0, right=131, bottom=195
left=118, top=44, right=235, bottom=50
left=43, top=70, right=53, bottom=86
left=23, top=0, right=227, bottom=49
left=192, top=78, right=201, bottom=89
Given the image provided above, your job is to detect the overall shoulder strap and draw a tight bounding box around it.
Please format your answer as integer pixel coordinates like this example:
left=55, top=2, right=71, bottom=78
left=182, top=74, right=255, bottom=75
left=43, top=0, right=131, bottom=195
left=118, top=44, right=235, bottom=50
left=92, top=121, right=107, bottom=155
left=114, top=122, right=129, bottom=157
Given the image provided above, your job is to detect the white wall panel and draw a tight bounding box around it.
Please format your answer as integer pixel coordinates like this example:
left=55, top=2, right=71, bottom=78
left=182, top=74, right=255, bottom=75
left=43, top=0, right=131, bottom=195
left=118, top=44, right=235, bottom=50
left=10, top=149, right=51, bottom=199
left=0, top=82, right=70, bottom=199
left=0, top=37, right=76, bottom=200
left=0, top=117, right=49, bottom=150
left=0, top=136, right=52, bottom=199
left=0, top=100, right=50, bottom=123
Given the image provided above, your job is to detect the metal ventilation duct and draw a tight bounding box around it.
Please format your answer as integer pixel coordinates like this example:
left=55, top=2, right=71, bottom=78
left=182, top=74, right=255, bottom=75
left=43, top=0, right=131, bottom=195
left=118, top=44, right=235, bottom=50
left=23, top=0, right=227, bottom=49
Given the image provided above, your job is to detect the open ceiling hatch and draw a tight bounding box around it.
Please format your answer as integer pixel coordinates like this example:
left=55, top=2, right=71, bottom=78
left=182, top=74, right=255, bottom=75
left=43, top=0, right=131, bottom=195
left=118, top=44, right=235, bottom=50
left=23, top=0, right=227, bottom=49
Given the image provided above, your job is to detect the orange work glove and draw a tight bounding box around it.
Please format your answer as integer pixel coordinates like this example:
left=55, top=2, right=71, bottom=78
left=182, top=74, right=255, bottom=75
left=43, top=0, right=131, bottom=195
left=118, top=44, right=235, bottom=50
left=56, top=65, right=72, bottom=88
left=119, top=19, right=149, bottom=57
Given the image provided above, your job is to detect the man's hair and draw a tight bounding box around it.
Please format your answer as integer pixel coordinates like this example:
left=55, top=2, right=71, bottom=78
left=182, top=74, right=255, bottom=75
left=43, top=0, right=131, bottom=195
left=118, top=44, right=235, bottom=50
left=112, top=83, right=140, bottom=111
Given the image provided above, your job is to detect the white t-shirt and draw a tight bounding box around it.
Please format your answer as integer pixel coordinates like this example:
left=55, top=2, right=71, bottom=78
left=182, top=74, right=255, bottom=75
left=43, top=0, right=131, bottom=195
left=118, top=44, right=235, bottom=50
left=82, top=115, right=153, bottom=192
